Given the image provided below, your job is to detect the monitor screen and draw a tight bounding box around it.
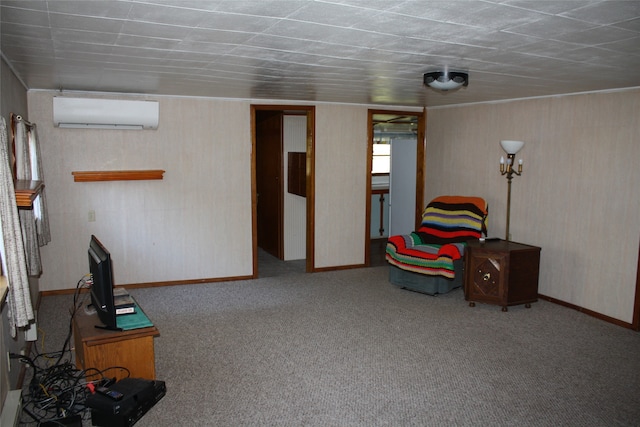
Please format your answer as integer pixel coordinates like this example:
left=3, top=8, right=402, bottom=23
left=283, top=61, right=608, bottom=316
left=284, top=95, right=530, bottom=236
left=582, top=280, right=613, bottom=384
left=88, top=235, right=120, bottom=331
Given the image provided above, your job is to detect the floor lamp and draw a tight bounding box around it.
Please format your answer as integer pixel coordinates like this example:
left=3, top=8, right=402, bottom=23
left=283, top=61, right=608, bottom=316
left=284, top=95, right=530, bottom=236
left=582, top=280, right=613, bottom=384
left=499, top=140, right=524, bottom=241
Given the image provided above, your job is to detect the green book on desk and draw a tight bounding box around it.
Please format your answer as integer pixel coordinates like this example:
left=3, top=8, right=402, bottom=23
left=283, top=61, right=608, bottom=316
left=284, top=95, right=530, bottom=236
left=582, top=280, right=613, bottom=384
left=116, top=301, right=153, bottom=330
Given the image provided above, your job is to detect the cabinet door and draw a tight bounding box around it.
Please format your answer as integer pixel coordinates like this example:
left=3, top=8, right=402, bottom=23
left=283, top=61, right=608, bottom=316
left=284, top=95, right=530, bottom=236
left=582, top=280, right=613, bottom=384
left=468, top=251, right=506, bottom=303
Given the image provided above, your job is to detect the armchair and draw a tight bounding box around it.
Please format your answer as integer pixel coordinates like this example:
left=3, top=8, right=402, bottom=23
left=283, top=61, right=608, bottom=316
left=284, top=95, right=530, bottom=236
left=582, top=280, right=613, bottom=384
left=385, top=196, right=488, bottom=295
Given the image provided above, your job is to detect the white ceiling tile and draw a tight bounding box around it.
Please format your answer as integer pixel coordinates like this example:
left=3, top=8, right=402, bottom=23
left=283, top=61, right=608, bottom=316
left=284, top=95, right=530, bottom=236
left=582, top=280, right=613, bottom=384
left=552, top=25, right=638, bottom=45
left=47, top=0, right=132, bottom=19
left=52, top=28, right=119, bottom=45
left=1, top=1, right=48, bottom=12
left=114, top=34, right=183, bottom=51
left=52, top=39, right=114, bottom=56
left=503, top=0, right=597, bottom=15
left=1, top=0, right=639, bottom=107
left=49, top=13, right=126, bottom=33
left=1, top=5, right=50, bottom=27
left=196, top=12, right=279, bottom=32
left=505, top=15, right=597, bottom=37
left=285, top=1, right=383, bottom=26
left=560, top=1, right=640, bottom=25
left=208, top=0, right=306, bottom=18
left=126, top=2, right=207, bottom=27
left=599, top=35, right=640, bottom=54
left=183, top=28, right=256, bottom=45
left=1, top=22, right=52, bottom=39
left=612, top=16, right=640, bottom=32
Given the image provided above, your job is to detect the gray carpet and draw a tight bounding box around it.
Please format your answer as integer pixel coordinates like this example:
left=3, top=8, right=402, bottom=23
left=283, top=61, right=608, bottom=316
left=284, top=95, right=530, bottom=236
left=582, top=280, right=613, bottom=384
left=32, top=266, right=640, bottom=426
left=257, top=248, right=307, bottom=278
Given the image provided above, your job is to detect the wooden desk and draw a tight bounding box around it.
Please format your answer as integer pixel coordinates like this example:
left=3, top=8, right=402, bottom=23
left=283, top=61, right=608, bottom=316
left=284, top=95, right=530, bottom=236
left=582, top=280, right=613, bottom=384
left=73, top=306, right=159, bottom=381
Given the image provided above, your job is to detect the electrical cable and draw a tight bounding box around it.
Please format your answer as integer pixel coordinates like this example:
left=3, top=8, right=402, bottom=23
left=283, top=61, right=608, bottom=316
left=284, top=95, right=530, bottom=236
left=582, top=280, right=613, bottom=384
left=17, top=274, right=131, bottom=426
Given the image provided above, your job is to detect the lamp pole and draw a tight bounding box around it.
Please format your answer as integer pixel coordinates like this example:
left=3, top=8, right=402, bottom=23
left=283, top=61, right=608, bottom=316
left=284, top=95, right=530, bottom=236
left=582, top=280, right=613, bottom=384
left=505, top=173, right=513, bottom=241
left=500, top=151, right=523, bottom=241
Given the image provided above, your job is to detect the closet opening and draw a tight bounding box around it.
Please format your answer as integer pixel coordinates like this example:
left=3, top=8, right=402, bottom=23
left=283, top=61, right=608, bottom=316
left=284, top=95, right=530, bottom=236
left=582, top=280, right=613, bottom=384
left=251, top=105, right=315, bottom=278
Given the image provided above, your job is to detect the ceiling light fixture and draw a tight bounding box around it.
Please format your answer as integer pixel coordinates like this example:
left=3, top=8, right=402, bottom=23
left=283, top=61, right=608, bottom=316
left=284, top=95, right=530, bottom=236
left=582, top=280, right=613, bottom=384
left=423, top=71, right=469, bottom=91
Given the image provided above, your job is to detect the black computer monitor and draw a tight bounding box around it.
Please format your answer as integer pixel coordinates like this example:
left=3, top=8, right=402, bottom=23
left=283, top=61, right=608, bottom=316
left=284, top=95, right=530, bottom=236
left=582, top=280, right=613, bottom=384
left=88, top=235, right=120, bottom=331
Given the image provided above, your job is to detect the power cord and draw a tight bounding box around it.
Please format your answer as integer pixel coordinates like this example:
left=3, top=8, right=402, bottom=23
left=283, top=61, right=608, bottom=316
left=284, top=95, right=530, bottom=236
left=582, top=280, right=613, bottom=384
left=17, top=274, right=131, bottom=426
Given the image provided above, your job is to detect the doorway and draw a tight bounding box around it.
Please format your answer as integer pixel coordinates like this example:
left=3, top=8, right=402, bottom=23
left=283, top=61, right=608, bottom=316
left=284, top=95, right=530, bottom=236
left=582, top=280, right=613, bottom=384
left=252, top=105, right=315, bottom=277
left=366, top=109, right=425, bottom=266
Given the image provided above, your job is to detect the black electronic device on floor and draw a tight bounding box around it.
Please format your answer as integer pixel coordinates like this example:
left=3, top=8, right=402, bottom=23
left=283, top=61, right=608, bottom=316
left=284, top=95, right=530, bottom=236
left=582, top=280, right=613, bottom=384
left=87, top=378, right=166, bottom=427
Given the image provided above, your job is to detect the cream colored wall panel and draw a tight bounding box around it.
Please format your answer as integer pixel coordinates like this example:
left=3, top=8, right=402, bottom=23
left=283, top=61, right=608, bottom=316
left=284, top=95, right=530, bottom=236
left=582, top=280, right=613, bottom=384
left=283, top=115, right=307, bottom=261
left=27, top=90, right=389, bottom=289
left=426, top=89, right=640, bottom=323
left=314, top=105, right=368, bottom=268
left=28, top=86, right=638, bottom=324
left=28, top=92, right=253, bottom=290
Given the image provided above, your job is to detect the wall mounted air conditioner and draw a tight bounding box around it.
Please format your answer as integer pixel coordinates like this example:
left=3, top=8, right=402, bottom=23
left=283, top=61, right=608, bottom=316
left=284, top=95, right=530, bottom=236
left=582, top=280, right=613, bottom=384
left=53, top=97, right=159, bottom=129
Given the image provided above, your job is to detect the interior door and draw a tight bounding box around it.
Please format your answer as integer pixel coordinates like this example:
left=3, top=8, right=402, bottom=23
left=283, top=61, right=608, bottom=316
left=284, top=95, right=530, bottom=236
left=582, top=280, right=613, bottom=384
left=256, top=111, right=283, bottom=259
left=389, top=137, right=418, bottom=236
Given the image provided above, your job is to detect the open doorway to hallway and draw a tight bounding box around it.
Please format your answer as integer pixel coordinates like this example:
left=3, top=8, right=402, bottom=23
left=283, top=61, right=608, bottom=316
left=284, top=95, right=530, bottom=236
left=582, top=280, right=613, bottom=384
left=252, top=105, right=315, bottom=278
left=366, top=109, right=425, bottom=267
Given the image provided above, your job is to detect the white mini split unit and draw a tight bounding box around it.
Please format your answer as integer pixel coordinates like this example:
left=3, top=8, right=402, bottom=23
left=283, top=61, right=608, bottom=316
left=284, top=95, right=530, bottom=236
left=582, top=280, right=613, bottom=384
left=53, top=97, right=159, bottom=130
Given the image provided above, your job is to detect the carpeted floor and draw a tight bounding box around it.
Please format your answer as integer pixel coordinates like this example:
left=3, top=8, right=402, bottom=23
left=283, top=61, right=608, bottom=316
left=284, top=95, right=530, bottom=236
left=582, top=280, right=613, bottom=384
left=257, top=248, right=307, bottom=278
left=257, top=238, right=388, bottom=277
left=27, top=266, right=640, bottom=426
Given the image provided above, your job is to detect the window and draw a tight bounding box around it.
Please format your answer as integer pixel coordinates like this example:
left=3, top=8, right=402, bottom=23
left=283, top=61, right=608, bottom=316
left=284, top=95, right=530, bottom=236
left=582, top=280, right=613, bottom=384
left=372, top=139, right=390, bottom=174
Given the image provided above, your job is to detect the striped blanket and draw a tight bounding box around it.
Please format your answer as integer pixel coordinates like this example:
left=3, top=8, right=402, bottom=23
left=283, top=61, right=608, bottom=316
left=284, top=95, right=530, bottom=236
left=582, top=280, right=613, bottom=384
left=385, top=196, right=488, bottom=279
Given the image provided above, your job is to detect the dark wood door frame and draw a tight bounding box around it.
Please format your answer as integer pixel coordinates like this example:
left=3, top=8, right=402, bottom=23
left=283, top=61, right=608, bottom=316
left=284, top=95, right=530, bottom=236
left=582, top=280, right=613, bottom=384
left=251, top=105, right=316, bottom=277
left=365, top=108, right=426, bottom=266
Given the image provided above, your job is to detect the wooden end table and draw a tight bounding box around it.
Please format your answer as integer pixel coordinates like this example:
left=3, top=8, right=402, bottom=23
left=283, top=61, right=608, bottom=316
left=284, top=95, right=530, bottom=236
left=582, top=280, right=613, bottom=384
left=464, top=239, right=541, bottom=311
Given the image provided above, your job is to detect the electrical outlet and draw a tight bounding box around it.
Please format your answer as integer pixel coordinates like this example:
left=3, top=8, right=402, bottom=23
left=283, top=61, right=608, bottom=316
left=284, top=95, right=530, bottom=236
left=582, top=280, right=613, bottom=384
left=88, top=210, right=96, bottom=222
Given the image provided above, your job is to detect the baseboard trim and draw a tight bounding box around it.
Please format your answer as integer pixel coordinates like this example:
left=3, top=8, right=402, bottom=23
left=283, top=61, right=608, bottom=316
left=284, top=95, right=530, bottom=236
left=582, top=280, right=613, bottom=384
left=538, top=293, right=633, bottom=330
left=120, top=275, right=254, bottom=289
left=40, top=275, right=254, bottom=296
left=312, top=263, right=367, bottom=273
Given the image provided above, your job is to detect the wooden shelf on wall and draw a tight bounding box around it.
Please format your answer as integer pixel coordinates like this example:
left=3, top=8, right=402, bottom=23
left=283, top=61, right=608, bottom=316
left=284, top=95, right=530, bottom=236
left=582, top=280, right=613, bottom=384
left=14, top=180, right=44, bottom=208
left=72, top=170, right=165, bottom=182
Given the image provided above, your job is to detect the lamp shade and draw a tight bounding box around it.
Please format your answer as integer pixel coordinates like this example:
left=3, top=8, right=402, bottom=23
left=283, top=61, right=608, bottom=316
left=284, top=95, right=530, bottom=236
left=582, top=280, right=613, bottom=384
left=500, top=140, right=525, bottom=154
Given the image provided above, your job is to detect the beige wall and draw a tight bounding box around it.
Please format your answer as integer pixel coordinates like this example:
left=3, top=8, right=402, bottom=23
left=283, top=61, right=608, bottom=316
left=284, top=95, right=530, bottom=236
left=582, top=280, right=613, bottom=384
left=20, top=88, right=640, bottom=324
left=283, top=115, right=307, bottom=261
left=426, top=89, right=640, bottom=323
left=315, top=104, right=369, bottom=268
left=27, top=92, right=374, bottom=290
left=29, top=92, right=254, bottom=288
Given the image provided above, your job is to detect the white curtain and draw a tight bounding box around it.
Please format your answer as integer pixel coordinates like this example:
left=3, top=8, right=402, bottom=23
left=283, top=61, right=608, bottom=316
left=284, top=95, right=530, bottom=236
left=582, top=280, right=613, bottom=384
left=0, top=117, right=34, bottom=336
left=29, top=125, right=51, bottom=247
left=15, top=119, right=50, bottom=275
